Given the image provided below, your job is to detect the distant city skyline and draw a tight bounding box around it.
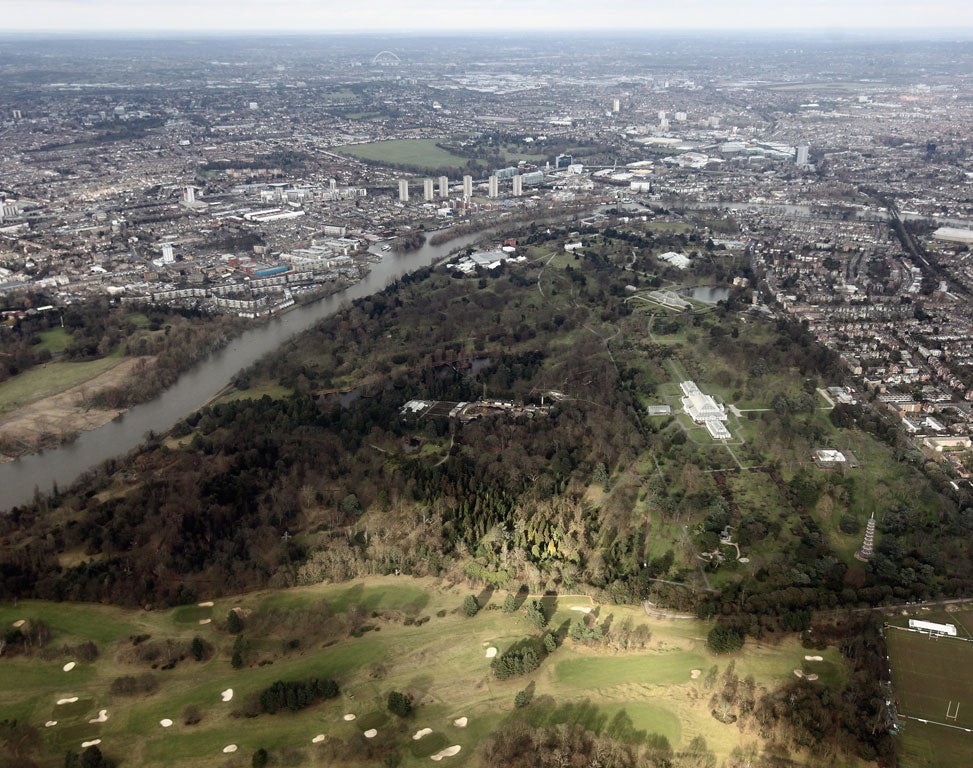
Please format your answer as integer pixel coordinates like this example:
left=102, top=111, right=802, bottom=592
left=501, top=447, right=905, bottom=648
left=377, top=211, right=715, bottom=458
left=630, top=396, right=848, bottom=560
left=4, top=0, right=973, bottom=34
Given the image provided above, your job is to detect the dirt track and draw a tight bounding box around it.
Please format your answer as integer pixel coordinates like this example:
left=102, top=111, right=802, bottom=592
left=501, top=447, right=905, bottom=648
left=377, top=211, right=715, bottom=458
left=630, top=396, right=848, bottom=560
left=0, top=357, right=152, bottom=462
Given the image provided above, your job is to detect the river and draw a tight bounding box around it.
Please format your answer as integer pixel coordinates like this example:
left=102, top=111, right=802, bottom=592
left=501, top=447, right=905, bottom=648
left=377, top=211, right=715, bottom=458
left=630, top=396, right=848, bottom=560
left=0, top=227, right=499, bottom=511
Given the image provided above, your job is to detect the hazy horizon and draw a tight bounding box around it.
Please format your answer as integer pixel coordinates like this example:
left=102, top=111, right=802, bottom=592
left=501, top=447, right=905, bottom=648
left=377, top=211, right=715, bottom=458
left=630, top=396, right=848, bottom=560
left=4, top=0, right=973, bottom=35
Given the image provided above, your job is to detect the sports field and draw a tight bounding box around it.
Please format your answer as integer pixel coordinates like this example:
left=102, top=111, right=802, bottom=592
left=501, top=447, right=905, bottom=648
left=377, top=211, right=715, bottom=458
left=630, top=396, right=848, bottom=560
left=887, top=625, right=973, bottom=767
left=338, top=139, right=470, bottom=170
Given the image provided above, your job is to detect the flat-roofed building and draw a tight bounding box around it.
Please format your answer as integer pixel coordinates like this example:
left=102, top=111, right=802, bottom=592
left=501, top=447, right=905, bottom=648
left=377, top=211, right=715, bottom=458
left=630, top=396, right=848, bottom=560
left=908, top=619, right=957, bottom=636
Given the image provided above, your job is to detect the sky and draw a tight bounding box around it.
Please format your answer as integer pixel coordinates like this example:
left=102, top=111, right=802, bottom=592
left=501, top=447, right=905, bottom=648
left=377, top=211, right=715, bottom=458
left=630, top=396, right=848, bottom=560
left=3, top=0, right=972, bottom=34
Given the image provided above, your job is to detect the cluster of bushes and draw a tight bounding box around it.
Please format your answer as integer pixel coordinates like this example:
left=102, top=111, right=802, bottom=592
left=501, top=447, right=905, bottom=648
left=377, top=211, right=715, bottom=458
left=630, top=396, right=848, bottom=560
left=110, top=674, right=160, bottom=696
left=258, top=677, right=339, bottom=714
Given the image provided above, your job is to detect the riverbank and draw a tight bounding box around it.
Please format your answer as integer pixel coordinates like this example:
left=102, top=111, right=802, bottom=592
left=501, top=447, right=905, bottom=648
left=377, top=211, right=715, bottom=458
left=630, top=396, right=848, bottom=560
left=0, top=356, right=152, bottom=462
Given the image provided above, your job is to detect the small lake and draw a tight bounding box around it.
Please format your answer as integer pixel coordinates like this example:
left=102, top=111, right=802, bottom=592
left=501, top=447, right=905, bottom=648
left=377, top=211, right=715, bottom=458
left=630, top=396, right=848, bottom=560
left=687, top=286, right=731, bottom=304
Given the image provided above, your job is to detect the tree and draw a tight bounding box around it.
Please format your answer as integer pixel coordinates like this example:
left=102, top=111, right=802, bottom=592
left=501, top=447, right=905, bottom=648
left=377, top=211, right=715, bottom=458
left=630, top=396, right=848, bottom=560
left=231, top=649, right=244, bottom=669
left=514, top=688, right=532, bottom=708
left=707, top=625, right=744, bottom=654
left=226, top=609, right=243, bottom=634
left=387, top=690, right=412, bottom=717
left=524, top=599, right=547, bottom=630
left=501, top=593, right=517, bottom=613
left=252, top=748, right=268, bottom=768
left=462, top=594, right=480, bottom=617
left=191, top=636, right=205, bottom=661
left=542, top=632, right=557, bottom=654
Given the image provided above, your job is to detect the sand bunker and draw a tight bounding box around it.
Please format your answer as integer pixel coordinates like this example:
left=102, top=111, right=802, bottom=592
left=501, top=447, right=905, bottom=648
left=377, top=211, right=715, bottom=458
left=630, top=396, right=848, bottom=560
left=81, top=740, right=101, bottom=749
left=413, top=728, right=433, bottom=740
left=690, top=669, right=701, bottom=679
left=485, top=647, right=497, bottom=658
left=804, top=655, right=823, bottom=662
left=430, top=745, right=462, bottom=761
left=160, top=719, right=173, bottom=728
left=570, top=606, right=592, bottom=614
left=57, top=697, right=79, bottom=705
left=805, top=673, right=819, bottom=681
left=198, top=618, right=212, bottom=625
left=12, top=619, right=25, bottom=628
left=222, top=745, right=238, bottom=754
left=198, top=601, right=214, bottom=607
left=88, top=709, right=108, bottom=724
left=312, top=734, right=325, bottom=743
left=343, top=713, right=357, bottom=721
left=45, top=721, right=57, bottom=728
left=220, top=688, right=233, bottom=702
left=364, top=729, right=378, bottom=738
left=453, top=717, right=468, bottom=728
left=63, top=662, right=76, bottom=672
left=793, top=669, right=804, bottom=678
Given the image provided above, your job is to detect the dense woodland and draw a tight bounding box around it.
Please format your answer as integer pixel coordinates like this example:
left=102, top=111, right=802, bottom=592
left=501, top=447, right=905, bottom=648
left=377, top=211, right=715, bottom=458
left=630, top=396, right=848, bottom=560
left=1, top=215, right=970, bottom=765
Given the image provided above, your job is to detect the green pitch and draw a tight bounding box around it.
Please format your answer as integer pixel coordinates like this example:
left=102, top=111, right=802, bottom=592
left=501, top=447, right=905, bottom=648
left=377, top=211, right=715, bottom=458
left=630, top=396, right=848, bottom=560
left=887, top=626, right=973, bottom=767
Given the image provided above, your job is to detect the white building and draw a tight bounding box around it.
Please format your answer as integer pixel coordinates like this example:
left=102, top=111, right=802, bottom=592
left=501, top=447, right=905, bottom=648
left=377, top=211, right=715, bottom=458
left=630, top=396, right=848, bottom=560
left=398, top=179, right=409, bottom=203
left=908, top=620, right=957, bottom=636
left=680, top=381, right=728, bottom=436
left=488, top=175, right=499, bottom=198
left=438, top=175, right=449, bottom=198
left=512, top=175, right=523, bottom=196
left=423, top=178, right=435, bottom=202
left=462, top=175, right=473, bottom=199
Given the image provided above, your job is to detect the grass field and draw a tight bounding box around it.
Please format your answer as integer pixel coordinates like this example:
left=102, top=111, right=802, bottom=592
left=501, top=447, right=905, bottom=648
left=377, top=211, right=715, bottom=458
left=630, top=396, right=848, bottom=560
left=338, top=139, right=471, bottom=171
left=0, top=352, right=124, bottom=415
left=887, top=626, right=973, bottom=767
left=0, top=577, right=845, bottom=768
left=36, top=328, right=71, bottom=354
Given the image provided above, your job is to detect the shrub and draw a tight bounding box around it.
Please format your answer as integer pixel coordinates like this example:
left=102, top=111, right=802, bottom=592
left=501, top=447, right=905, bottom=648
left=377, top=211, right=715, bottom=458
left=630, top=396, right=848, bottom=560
left=514, top=688, right=532, bottom=708
left=501, top=594, right=517, bottom=613
left=183, top=704, right=202, bottom=725
left=462, top=595, right=480, bottom=617
left=387, top=690, right=413, bottom=717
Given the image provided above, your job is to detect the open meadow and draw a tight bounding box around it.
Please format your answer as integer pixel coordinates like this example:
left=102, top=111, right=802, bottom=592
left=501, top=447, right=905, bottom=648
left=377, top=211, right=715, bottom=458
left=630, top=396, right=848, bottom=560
left=337, top=140, right=471, bottom=172
left=1, top=577, right=850, bottom=767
